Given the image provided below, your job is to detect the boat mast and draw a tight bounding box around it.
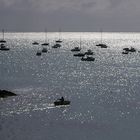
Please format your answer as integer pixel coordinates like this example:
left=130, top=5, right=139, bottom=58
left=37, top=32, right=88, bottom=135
left=58, top=28, right=61, bottom=40
left=45, top=28, right=47, bottom=43
left=2, top=29, right=4, bottom=40
left=100, top=28, right=102, bottom=44
left=80, top=36, right=81, bottom=49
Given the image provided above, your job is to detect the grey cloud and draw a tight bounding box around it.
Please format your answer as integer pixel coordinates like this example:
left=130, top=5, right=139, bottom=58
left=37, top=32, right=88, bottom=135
left=1, top=0, right=140, bottom=31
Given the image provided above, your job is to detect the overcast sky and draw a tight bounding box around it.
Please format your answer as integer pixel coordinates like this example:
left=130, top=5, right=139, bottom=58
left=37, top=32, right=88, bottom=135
left=0, top=0, right=140, bottom=32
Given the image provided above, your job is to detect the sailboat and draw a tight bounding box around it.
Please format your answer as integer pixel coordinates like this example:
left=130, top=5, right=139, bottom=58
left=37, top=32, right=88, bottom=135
left=73, top=37, right=85, bottom=57
left=36, top=50, right=42, bottom=56
left=71, top=37, right=82, bottom=52
left=0, top=29, right=10, bottom=51
left=42, top=29, right=49, bottom=46
left=96, top=29, right=108, bottom=48
left=0, top=29, right=6, bottom=43
left=55, top=28, right=62, bottom=43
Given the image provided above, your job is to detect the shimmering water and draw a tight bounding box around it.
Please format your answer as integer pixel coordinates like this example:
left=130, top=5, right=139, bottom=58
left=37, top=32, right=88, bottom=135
left=1, top=32, right=140, bottom=140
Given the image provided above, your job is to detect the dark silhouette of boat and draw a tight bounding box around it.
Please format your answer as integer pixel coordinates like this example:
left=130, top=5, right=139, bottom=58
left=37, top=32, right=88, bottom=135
left=54, top=97, right=70, bottom=106
left=81, top=56, right=95, bottom=61
left=96, top=29, right=108, bottom=48
left=52, top=43, right=61, bottom=48
left=42, top=29, right=49, bottom=46
left=55, top=28, right=63, bottom=43
left=129, top=47, right=136, bottom=52
left=71, top=36, right=82, bottom=52
left=123, top=48, right=129, bottom=51
left=122, top=51, right=129, bottom=54
left=36, top=51, right=42, bottom=56
left=71, top=47, right=81, bottom=52
left=42, top=42, right=49, bottom=46
left=96, top=44, right=108, bottom=48
left=0, top=44, right=10, bottom=51
left=42, top=47, right=48, bottom=53
left=73, top=53, right=85, bottom=57
left=0, top=40, right=6, bottom=43
left=123, top=47, right=136, bottom=53
left=0, top=29, right=6, bottom=43
left=0, top=90, right=17, bottom=98
left=56, top=39, right=62, bottom=43
left=85, top=49, right=94, bottom=55
left=32, top=41, right=39, bottom=45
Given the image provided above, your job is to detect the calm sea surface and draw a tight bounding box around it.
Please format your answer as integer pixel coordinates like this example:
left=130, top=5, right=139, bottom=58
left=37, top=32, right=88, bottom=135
left=0, top=32, right=140, bottom=140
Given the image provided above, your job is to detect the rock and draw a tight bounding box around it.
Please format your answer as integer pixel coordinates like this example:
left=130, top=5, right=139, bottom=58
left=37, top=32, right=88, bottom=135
left=0, top=90, right=17, bottom=98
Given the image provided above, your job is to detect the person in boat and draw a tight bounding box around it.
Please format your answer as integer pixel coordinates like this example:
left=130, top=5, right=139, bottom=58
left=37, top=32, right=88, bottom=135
left=59, top=96, right=64, bottom=102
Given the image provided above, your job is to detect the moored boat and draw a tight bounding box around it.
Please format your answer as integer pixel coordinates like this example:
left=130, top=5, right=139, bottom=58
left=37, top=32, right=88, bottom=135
left=36, top=51, right=42, bottom=56
left=85, top=49, right=94, bottom=55
left=52, top=43, right=61, bottom=48
left=73, top=53, right=85, bottom=57
left=32, top=41, right=39, bottom=45
left=81, top=56, right=95, bottom=61
left=0, top=43, right=10, bottom=51
left=42, top=48, right=48, bottom=53
left=54, top=97, right=70, bottom=106
left=71, top=47, right=81, bottom=52
left=54, top=100, right=70, bottom=106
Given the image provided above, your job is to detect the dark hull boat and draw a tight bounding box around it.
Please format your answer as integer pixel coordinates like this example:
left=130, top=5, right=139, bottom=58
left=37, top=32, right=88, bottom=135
left=122, top=51, right=129, bottom=54
left=0, top=48, right=10, bottom=51
left=73, top=53, right=85, bottom=57
left=36, top=51, right=42, bottom=56
left=81, top=56, right=95, bottom=61
left=56, top=40, right=62, bottom=43
left=96, top=44, right=108, bottom=48
left=0, top=29, right=6, bottom=43
left=0, top=44, right=10, bottom=51
left=71, top=47, right=81, bottom=52
left=52, top=43, right=61, bottom=48
left=42, top=43, right=49, bottom=46
left=0, top=40, right=6, bottom=43
left=42, top=48, right=48, bottom=53
left=32, top=42, right=39, bottom=45
left=123, top=47, right=136, bottom=52
left=54, top=100, right=70, bottom=106
left=85, top=49, right=94, bottom=55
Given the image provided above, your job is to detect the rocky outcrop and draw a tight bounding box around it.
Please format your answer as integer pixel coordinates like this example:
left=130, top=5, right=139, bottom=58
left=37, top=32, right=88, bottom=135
left=0, top=90, right=17, bottom=98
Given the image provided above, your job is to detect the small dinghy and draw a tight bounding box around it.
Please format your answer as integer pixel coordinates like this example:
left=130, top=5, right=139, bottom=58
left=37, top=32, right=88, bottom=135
left=54, top=97, right=70, bottom=106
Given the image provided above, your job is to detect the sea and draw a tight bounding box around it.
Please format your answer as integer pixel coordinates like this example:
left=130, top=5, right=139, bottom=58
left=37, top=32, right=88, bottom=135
left=0, top=32, right=140, bottom=140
